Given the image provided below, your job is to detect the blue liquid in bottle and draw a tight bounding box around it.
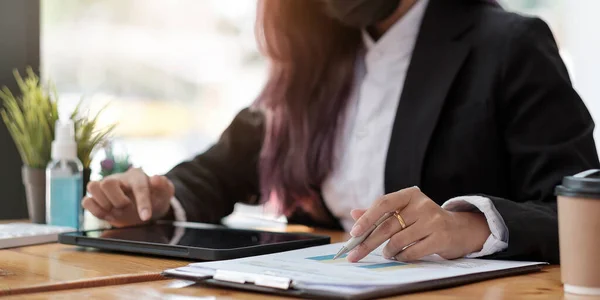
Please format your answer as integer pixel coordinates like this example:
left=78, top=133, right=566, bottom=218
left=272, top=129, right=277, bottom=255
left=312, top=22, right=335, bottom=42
left=46, top=119, right=84, bottom=229
left=47, top=169, right=83, bottom=228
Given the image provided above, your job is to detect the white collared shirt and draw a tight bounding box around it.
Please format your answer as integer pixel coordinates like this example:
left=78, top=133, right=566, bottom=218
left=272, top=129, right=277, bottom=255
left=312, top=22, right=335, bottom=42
left=320, top=0, right=509, bottom=257
left=173, top=0, right=508, bottom=258
left=321, top=0, right=429, bottom=232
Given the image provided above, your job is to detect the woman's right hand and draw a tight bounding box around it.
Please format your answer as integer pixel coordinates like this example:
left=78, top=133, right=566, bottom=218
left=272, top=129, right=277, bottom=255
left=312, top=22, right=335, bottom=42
left=82, top=168, right=175, bottom=227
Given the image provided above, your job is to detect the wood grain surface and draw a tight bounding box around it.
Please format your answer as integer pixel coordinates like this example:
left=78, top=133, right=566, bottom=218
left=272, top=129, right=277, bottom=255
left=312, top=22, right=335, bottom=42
left=0, top=221, right=344, bottom=296
left=3, top=266, right=569, bottom=300
left=0, top=220, right=573, bottom=299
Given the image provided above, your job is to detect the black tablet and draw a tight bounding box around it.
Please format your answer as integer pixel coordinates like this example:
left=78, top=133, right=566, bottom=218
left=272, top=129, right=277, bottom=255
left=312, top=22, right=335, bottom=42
left=58, top=221, right=330, bottom=260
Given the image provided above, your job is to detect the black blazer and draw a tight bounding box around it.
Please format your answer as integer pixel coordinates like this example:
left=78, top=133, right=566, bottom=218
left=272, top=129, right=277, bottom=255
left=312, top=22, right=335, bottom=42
left=165, top=0, right=600, bottom=264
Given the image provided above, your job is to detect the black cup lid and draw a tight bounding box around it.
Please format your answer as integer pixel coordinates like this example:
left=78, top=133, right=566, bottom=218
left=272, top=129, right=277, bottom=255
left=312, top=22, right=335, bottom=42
left=555, top=169, right=600, bottom=199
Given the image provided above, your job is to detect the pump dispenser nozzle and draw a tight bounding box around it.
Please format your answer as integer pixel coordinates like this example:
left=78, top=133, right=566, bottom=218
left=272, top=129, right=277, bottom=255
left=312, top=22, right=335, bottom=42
left=51, top=119, right=77, bottom=160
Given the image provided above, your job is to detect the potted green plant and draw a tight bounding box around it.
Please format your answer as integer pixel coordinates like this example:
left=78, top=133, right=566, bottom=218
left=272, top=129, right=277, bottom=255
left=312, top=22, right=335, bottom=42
left=72, top=101, right=117, bottom=193
left=0, top=67, right=115, bottom=223
left=99, top=141, right=133, bottom=178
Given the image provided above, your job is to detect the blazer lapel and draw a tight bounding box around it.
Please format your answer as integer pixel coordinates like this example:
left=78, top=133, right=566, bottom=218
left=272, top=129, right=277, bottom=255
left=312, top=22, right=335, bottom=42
left=384, top=0, right=475, bottom=193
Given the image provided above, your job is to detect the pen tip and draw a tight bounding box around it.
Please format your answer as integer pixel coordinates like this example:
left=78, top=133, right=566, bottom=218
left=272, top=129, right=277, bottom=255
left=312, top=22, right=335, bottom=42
left=333, top=247, right=346, bottom=260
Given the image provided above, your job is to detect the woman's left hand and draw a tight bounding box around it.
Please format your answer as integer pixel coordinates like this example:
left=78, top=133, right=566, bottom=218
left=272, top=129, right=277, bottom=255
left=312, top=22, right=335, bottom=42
left=347, top=187, right=491, bottom=263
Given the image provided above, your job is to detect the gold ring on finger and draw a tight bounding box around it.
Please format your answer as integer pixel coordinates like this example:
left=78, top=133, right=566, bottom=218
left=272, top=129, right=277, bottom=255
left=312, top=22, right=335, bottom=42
left=393, top=211, right=407, bottom=230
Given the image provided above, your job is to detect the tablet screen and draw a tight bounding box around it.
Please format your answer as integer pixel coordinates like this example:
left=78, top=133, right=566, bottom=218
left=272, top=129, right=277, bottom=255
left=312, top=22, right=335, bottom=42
left=67, top=223, right=318, bottom=249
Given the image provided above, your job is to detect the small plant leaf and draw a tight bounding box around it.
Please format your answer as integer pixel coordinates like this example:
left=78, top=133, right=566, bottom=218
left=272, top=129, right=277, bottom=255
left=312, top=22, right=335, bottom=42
left=1, top=67, right=116, bottom=169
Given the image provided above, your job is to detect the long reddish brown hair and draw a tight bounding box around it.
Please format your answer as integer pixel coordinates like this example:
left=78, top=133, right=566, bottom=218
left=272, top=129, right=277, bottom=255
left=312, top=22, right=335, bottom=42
left=253, top=0, right=362, bottom=217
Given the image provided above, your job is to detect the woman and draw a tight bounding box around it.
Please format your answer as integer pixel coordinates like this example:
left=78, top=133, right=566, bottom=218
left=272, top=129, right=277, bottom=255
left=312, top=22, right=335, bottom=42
left=83, top=0, right=599, bottom=264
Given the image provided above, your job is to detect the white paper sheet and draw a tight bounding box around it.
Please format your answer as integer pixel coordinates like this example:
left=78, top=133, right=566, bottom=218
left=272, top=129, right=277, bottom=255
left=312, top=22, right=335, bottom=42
left=164, top=243, right=545, bottom=295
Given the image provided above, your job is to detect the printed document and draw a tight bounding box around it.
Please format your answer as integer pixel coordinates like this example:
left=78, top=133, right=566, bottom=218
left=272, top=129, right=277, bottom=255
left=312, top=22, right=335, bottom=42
left=164, top=243, right=544, bottom=295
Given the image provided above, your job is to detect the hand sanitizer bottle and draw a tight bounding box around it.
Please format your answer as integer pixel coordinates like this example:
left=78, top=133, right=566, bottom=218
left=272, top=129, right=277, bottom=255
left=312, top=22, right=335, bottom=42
left=46, top=119, right=84, bottom=229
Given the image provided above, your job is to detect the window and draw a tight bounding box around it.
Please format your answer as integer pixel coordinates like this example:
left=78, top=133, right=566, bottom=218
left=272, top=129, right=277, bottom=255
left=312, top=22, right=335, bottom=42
left=42, top=0, right=275, bottom=224
left=41, top=0, right=266, bottom=177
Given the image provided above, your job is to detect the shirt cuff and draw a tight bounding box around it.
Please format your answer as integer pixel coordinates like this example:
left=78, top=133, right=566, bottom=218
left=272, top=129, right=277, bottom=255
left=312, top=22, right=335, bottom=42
left=170, top=197, right=187, bottom=222
left=442, top=195, right=509, bottom=258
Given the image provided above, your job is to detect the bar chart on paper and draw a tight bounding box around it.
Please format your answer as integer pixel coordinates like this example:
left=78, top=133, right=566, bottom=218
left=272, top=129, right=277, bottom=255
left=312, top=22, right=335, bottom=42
left=305, top=254, right=348, bottom=263
left=306, top=254, right=415, bottom=271
left=168, top=242, right=546, bottom=298
left=178, top=242, right=546, bottom=292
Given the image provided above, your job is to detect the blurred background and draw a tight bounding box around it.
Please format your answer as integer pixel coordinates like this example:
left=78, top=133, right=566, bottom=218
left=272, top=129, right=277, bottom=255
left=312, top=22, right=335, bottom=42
left=1, top=0, right=599, bottom=220
left=41, top=0, right=265, bottom=177
left=39, top=0, right=600, bottom=176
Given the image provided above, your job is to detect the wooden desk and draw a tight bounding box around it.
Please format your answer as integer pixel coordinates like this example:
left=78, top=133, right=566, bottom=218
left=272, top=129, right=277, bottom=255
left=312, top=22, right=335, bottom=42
left=0, top=243, right=188, bottom=293
left=0, top=222, right=569, bottom=299
left=0, top=223, right=343, bottom=296
left=3, top=266, right=566, bottom=299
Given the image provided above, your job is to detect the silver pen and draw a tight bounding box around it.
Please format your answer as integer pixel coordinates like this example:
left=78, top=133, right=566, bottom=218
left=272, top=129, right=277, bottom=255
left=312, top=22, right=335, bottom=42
left=333, top=212, right=394, bottom=260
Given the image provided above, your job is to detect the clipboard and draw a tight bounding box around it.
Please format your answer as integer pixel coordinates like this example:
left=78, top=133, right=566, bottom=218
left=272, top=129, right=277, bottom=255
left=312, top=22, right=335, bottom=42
left=162, top=263, right=544, bottom=299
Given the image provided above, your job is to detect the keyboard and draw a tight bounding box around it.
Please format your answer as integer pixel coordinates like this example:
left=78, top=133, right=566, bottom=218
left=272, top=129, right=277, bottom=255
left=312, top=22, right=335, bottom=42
left=0, top=223, right=75, bottom=249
